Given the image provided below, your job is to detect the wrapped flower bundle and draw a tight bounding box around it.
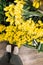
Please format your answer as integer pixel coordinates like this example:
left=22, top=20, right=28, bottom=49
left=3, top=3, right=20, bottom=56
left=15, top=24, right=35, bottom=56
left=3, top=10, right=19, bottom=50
left=0, top=0, right=43, bottom=51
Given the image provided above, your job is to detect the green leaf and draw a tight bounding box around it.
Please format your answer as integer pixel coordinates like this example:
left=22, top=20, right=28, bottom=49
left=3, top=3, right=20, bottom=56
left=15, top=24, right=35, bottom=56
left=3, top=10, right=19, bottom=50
left=23, top=0, right=32, bottom=10
left=38, top=44, right=43, bottom=52
left=22, top=10, right=43, bottom=20
left=23, top=10, right=43, bottom=17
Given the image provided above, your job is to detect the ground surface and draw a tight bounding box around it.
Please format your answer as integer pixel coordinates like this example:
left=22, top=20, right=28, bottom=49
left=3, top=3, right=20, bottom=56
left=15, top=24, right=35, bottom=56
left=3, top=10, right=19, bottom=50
left=0, top=42, right=43, bottom=65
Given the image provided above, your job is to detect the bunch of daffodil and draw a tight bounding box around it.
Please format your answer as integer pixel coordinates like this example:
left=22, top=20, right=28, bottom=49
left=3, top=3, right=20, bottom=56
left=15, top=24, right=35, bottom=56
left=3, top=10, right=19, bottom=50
left=0, top=0, right=43, bottom=49
left=4, top=0, right=25, bottom=25
left=4, top=4, right=15, bottom=25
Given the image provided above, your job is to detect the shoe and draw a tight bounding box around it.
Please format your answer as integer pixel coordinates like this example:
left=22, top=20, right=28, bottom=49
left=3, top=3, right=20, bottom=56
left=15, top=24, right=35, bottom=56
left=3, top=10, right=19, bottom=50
left=13, top=46, right=19, bottom=55
left=6, top=45, right=11, bottom=53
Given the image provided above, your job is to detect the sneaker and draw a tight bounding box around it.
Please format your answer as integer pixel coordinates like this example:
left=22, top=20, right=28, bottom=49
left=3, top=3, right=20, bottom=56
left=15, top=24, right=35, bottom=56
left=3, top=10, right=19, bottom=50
left=13, top=46, right=19, bottom=55
left=6, top=45, right=11, bottom=53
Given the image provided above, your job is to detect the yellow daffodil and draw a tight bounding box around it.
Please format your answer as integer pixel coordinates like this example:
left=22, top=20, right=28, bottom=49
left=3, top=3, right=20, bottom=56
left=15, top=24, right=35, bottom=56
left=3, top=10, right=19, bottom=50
left=33, top=0, right=41, bottom=8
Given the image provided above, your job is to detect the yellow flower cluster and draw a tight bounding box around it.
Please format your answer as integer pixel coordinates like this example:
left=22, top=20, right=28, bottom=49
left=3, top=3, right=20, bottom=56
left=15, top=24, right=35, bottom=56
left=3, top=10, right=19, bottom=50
left=0, top=0, right=43, bottom=48
left=4, top=4, right=15, bottom=25
left=15, top=1, right=26, bottom=25
left=0, top=19, right=43, bottom=47
left=4, top=0, right=25, bottom=25
left=4, top=25, right=27, bottom=47
left=33, top=0, right=42, bottom=8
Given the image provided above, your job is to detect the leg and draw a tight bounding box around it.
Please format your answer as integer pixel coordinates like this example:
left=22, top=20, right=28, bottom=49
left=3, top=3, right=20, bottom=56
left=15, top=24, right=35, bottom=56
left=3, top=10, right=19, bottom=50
left=0, top=45, right=12, bottom=63
left=10, top=45, right=23, bottom=65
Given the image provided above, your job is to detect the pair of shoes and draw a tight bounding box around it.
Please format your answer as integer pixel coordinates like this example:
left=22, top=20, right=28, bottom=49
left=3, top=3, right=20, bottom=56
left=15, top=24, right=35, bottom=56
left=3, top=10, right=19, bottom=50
left=6, top=45, right=19, bottom=55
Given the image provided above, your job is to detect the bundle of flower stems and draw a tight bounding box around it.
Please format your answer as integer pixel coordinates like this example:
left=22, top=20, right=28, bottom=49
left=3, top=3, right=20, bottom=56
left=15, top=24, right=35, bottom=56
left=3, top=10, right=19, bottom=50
left=0, top=0, right=43, bottom=51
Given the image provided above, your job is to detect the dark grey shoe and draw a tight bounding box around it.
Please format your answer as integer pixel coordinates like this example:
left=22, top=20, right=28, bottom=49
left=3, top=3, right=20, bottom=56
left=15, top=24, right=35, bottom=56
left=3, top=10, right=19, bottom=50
left=10, top=54, right=23, bottom=65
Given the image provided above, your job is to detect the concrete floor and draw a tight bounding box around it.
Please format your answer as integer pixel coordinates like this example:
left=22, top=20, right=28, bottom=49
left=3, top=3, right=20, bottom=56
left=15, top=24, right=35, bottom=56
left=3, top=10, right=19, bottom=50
left=0, top=42, right=43, bottom=65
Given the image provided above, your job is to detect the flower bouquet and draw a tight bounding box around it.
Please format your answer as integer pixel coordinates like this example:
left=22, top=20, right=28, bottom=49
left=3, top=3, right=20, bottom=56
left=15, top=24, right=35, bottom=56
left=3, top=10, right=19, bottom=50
left=0, top=0, right=43, bottom=51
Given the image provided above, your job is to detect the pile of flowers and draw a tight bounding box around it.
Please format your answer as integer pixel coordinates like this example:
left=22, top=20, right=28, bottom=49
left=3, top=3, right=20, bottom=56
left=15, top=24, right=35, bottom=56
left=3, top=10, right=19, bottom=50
left=0, top=0, right=43, bottom=51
